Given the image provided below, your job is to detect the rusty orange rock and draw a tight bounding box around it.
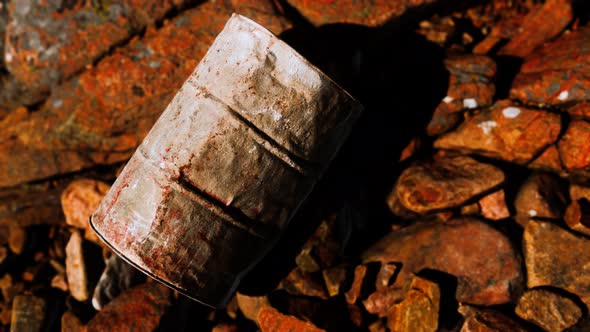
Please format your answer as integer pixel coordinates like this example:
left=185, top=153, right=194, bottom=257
left=363, top=286, right=405, bottom=318
left=258, top=307, right=325, bottom=332
left=524, top=220, right=590, bottom=308
left=387, top=276, right=439, bottom=332
left=564, top=198, right=590, bottom=237
left=236, top=293, right=270, bottom=323
left=285, top=0, right=440, bottom=27
left=344, top=265, right=367, bottom=305
left=478, top=190, right=510, bottom=221
left=3, top=0, right=197, bottom=108
left=498, top=0, right=572, bottom=58
left=435, top=101, right=561, bottom=164
left=61, top=311, right=86, bottom=332
left=569, top=183, right=590, bottom=202
left=389, top=154, right=504, bottom=215
left=473, top=13, right=529, bottom=55
left=558, top=120, right=590, bottom=178
left=458, top=305, right=526, bottom=332
left=513, top=172, right=567, bottom=226
left=0, top=181, right=66, bottom=230
left=427, top=55, right=496, bottom=136
left=279, top=268, right=328, bottom=300
left=510, top=26, right=590, bottom=107
left=362, top=217, right=523, bottom=305
left=515, top=288, right=582, bottom=332
left=61, top=179, right=110, bottom=244
left=0, top=0, right=291, bottom=189
left=86, top=283, right=172, bottom=332
left=529, top=145, right=565, bottom=175
left=10, top=295, right=46, bottom=332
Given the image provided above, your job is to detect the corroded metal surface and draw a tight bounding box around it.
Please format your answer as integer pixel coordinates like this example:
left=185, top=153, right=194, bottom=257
left=91, top=14, right=362, bottom=308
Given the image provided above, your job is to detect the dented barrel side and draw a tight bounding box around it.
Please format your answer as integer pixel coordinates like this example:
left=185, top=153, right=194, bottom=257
left=91, top=14, right=362, bottom=308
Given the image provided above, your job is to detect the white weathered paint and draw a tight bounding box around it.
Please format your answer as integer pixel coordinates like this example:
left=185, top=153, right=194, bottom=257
left=502, top=107, right=521, bottom=119
left=443, top=96, right=454, bottom=103
left=4, top=52, right=12, bottom=63
left=92, top=297, right=102, bottom=311
left=271, top=108, right=282, bottom=121
left=477, top=121, right=497, bottom=135
left=558, top=90, right=569, bottom=101
left=463, top=98, right=478, bottom=109
left=528, top=209, right=538, bottom=217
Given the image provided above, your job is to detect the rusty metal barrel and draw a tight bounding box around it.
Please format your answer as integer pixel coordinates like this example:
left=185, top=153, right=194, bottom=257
left=90, top=14, right=363, bottom=308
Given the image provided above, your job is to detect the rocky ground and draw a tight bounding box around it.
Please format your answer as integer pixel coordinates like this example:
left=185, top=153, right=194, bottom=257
left=1, top=0, right=590, bottom=331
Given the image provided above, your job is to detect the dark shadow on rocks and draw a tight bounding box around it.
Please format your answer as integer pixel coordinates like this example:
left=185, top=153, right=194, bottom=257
left=156, top=295, right=216, bottom=332
left=493, top=55, right=524, bottom=100
left=240, top=21, right=448, bottom=295
left=573, top=0, right=590, bottom=25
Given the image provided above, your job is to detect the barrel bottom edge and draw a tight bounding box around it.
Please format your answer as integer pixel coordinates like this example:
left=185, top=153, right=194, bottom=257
left=89, top=216, right=236, bottom=309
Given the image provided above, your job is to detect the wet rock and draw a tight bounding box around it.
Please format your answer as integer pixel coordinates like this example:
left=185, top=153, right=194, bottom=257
left=285, top=0, right=440, bottom=27
left=513, top=172, right=567, bottom=226
left=515, top=288, right=582, bottom=332
left=10, top=295, right=46, bottom=332
left=2, top=0, right=196, bottom=108
left=498, top=0, right=572, bottom=58
left=345, top=265, right=367, bottom=304
left=65, top=230, right=88, bottom=302
left=524, top=220, right=590, bottom=307
left=565, top=199, right=590, bottom=236
left=279, top=268, right=328, bottom=300
left=0, top=0, right=291, bottom=188
left=257, top=307, right=325, bottom=332
left=362, top=217, right=523, bottom=305
left=236, top=293, right=270, bottom=323
left=388, top=154, right=504, bottom=215
left=435, top=100, right=562, bottom=164
left=61, top=179, right=110, bottom=244
left=91, top=254, right=144, bottom=310
left=558, top=120, right=590, bottom=178
left=427, top=55, right=496, bottom=136
left=86, top=282, right=171, bottom=332
left=458, top=305, right=526, bottom=332
left=387, top=276, right=439, bottom=332
left=478, top=190, right=510, bottom=221
left=511, top=26, right=590, bottom=108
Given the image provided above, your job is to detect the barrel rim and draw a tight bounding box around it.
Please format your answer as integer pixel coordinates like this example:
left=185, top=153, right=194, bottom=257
left=89, top=216, right=229, bottom=309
